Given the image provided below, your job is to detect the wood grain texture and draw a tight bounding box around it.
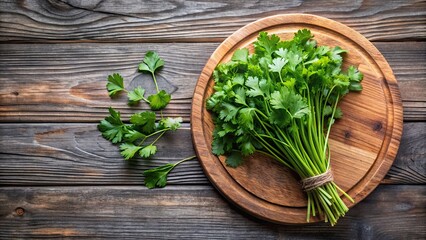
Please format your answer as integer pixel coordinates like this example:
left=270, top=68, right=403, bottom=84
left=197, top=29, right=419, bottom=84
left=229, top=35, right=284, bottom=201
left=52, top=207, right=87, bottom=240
left=191, top=13, right=403, bottom=224
left=0, top=0, right=425, bottom=42
left=0, top=185, right=424, bottom=239
left=0, top=42, right=424, bottom=122
left=0, top=122, right=424, bottom=186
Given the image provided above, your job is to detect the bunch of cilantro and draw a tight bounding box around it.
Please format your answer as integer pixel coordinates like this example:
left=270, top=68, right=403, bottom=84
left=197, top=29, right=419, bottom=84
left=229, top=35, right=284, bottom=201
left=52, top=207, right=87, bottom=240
left=207, top=29, right=363, bottom=225
left=98, top=51, right=195, bottom=189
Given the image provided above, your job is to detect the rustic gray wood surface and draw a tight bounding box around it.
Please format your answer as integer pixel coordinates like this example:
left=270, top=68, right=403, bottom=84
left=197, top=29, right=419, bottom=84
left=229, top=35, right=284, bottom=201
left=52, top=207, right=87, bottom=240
left=0, top=0, right=425, bottom=239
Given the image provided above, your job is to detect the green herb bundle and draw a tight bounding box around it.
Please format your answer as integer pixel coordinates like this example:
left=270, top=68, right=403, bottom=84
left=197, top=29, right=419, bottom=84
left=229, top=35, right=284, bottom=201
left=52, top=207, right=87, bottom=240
left=206, top=29, right=363, bottom=225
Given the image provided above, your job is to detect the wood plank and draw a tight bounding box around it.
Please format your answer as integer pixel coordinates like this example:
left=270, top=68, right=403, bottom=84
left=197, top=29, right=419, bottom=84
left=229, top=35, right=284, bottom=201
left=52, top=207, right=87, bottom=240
left=0, top=0, right=425, bottom=42
left=0, top=122, right=424, bottom=186
left=0, top=42, right=424, bottom=122
left=0, top=185, right=424, bottom=239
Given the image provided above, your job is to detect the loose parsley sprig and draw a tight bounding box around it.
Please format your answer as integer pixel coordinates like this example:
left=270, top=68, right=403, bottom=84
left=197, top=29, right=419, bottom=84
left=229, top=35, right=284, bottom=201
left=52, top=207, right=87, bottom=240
left=99, top=51, right=194, bottom=189
left=105, top=51, right=171, bottom=110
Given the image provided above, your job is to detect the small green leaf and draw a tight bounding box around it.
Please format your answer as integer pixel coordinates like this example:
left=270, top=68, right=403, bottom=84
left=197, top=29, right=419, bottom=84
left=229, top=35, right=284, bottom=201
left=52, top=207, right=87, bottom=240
left=238, top=107, right=255, bottom=130
left=119, top=143, right=142, bottom=160
left=147, top=90, right=171, bottom=110
left=127, top=86, right=146, bottom=105
left=225, top=151, right=244, bottom=168
left=231, top=48, right=249, bottom=62
left=143, top=163, right=175, bottom=189
left=334, top=107, right=343, bottom=119
left=106, top=73, right=125, bottom=97
left=98, top=107, right=128, bottom=143
left=140, top=145, right=157, bottom=158
left=347, top=66, right=363, bottom=82
left=130, top=111, right=156, bottom=134
left=138, top=51, right=164, bottom=74
left=349, top=82, right=363, bottom=91
left=234, top=87, right=246, bottom=105
left=124, top=129, right=146, bottom=143
left=268, top=57, right=288, bottom=73
left=159, top=117, right=182, bottom=130
left=245, top=76, right=263, bottom=97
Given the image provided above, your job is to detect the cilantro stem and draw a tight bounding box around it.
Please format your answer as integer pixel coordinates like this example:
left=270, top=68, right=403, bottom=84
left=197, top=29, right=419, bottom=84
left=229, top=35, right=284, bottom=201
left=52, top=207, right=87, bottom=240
left=175, top=155, right=197, bottom=165
left=138, top=128, right=171, bottom=146
left=150, top=130, right=166, bottom=146
left=151, top=72, right=160, bottom=93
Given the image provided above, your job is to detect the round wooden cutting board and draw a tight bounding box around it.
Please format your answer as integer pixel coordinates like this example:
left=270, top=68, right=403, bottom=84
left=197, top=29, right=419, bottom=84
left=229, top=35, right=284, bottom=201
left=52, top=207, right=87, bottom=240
left=190, top=14, right=403, bottom=224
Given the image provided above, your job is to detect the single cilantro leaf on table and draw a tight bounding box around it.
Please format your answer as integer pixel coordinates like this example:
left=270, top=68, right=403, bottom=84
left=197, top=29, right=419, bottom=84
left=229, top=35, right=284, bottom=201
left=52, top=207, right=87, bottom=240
left=159, top=117, right=182, bottom=130
left=98, top=107, right=129, bottom=143
left=130, top=111, right=156, bottom=134
left=128, top=86, right=147, bottom=105
left=140, top=145, right=157, bottom=158
left=106, top=73, right=125, bottom=97
left=119, top=143, right=143, bottom=160
left=124, top=129, right=146, bottom=143
left=148, top=90, right=171, bottom=110
left=139, top=51, right=164, bottom=74
left=143, top=163, right=175, bottom=189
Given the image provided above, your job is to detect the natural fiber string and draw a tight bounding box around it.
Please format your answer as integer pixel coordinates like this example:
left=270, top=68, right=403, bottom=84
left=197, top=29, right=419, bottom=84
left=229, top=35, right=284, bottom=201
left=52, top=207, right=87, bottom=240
left=301, top=169, right=334, bottom=192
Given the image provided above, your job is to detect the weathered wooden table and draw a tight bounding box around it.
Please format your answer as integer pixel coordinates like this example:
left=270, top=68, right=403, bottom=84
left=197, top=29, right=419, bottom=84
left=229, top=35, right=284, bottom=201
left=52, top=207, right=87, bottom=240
left=0, top=1, right=425, bottom=239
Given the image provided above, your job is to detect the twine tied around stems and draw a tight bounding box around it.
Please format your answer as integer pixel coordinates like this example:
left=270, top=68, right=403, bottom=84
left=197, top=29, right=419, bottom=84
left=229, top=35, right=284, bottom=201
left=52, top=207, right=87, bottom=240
left=301, top=169, right=334, bottom=191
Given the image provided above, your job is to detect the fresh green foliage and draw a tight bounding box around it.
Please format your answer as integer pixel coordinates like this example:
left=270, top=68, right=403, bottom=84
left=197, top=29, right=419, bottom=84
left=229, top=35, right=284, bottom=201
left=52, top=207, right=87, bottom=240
left=128, top=86, right=147, bottom=105
left=106, top=73, right=125, bottom=97
left=120, top=143, right=143, bottom=160
left=143, top=156, right=196, bottom=189
left=207, top=29, right=363, bottom=226
left=139, top=145, right=157, bottom=158
left=100, top=51, right=193, bottom=189
left=147, top=90, right=171, bottom=110
left=138, top=51, right=164, bottom=74
left=98, top=107, right=129, bottom=143
left=130, top=111, right=156, bottom=134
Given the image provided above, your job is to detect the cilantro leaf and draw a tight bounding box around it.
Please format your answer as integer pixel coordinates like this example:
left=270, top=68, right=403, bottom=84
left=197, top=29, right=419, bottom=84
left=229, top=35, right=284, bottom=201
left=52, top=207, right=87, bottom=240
left=269, top=57, right=288, bottom=73
left=143, top=163, right=175, bottom=189
left=254, top=32, right=280, bottom=56
left=124, top=129, right=146, bottom=143
left=245, top=76, right=263, bottom=97
left=119, top=143, right=142, bottom=160
left=159, top=117, right=182, bottom=130
left=225, top=151, right=244, bottom=168
left=138, top=51, right=164, bottom=74
left=128, top=86, right=147, bottom=105
left=130, top=111, right=156, bottom=134
left=106, top=73, right=125, bottom=97
left=98, top=107, right=128, bottom=143
left=234, top=87, right=247, bottom=105
left=147, top=90, right=171, bottom=110
left=238, top=107, right=255, bottom=130
left=139, top=145, right=157, bottom=158
left=219, top=103, right=239, bottom=122
left=293, top=29, right=313, bottom=45
left=347, top=66, right=363, bottom=82
left=232, top=48, right=249, bottom=62
left=270, top=86, right=310, bottom=119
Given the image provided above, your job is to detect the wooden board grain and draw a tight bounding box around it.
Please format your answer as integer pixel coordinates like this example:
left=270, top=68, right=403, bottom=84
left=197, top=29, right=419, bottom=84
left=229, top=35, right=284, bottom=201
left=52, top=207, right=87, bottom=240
left=191, top=14, right=403, bottom=224
left=0, top=185, right=424, bottom=239
left=0, top=122, right=423, bottom=186
left=0, top=0, right=425, bottom=42
left=0, top=42, right=424, bottom=122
